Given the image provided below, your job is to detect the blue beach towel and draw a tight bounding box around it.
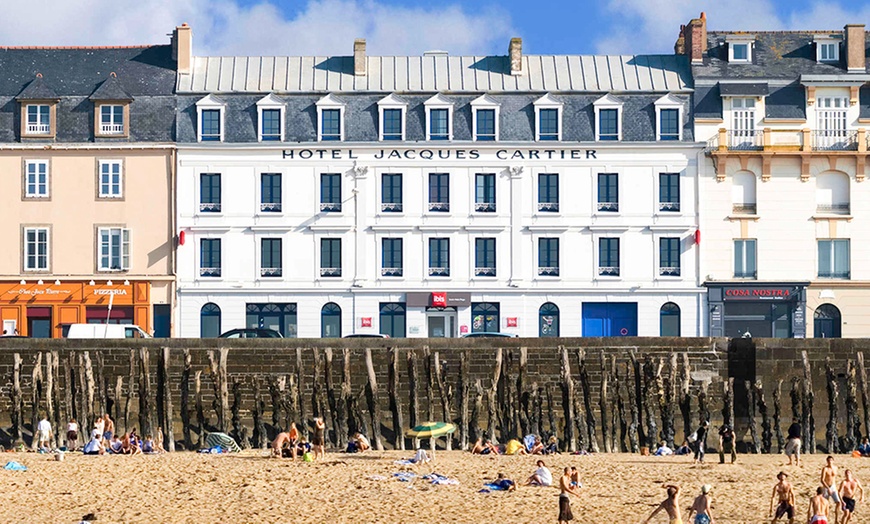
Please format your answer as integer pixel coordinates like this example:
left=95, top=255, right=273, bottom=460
left=393, top=472, right=417, bottom=482
left=524, top=434, right=536, bottom=451
left=4, top=461, right=27, bottom=471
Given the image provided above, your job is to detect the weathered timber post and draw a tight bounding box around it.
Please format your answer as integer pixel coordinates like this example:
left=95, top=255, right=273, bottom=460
left=560, top=346, right=576, bottom=452
left=51, top=351, right=63, bottom=448
left=572, top=383, right=586, bottom=451
left=11, top=353, right=23, bottom=445
left=77, top=353, right=88, bottom=428
left=698, top=381, right=710, bottom=454
left=625, top=362, right=639, bottom=453
left=845, top=360, right=860, bottom=451
left=206, top=351, right=221, bottom=433
left=364, top=347, right=385, bottom=451
left=349, top=388, right=368, bottom=437
left=218, top=347, right=229, bottom=435
left=125, top=350, right=135, bottom=433
left=181, top=349, right=192, bottom=450
left=722, top=377, right=735, bottom=428
left=746, top=380, right=759, bottom=453
left=773, top=379, right=784, bottom=453
left=802, top=351, right=815, bottom=454
left=324, top=348, right=341, bottom=447
left=137, top=347, right=153, bottom=437
left=93, top=351, right=105, bottom=420
left=337, top=348, right=351, bottom=445
left=629, top=348, right=646, bottom=445
left=599, top=350, right=610, bottom=453
left=287, top=374, right=299, bottom=427
left=858, top=353, right=870, bottom=440
left=269, top=378, right=283, bottom=429
left=156, top=348, right=167, bottom=443
left=63, top=354, right=75, bottom=431
left=434, top=351, right=452, bottom=430
left=295, top=347, right=307, bottom=439
left=113, top=376, right=123, bottom=431
left=469, top=378, right=483, bottom=444
left=45, top=352, right=56, bottom=447
left=642, top=357, right=659, bottom=449
left=459, top=350, right=470, bottom=450
left=312, top=348, right=325, bottom=423
left=487, top=348, right=503, bottom=444
left=679, top=353, right=692, bottom=443
left=83, top=352, right=96, bottom=426
left=610, top=355, right=620, bottom=452
left=825, top=358, right=840, bottom=454
left=163, top=347, right=175, bottom=451
left=530, top=383, right=542, bottom=437
left=423, top=346, right=434, bottom=421
left=545, top=383, right=558, bottom=443
left=388, top=347, right=405, bottom=451
left=231, top=379, right=243, bottom=443
left=517, top=347, right=529, bottom=437
left=499, top=352, right=515, bottom=440
left=790, top=377, right=802, bottom=422
left=755, top=380, right=771, bottom=453
left=253, top=380, right=267, bottom=449
left=195, top=370, right=206, bottom=448
left=30, top=353, right=44, bottom=450
left=662, top=353, right=677, bottom=448
left=407, top=349, right=419, bottom=430
left=616, top=363, right=630, bottom=452
left=578, top=349, right=599, bottom=452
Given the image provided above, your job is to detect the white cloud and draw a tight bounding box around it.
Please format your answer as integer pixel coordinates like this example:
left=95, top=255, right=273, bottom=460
left=0, top=0, right=516, bottom=56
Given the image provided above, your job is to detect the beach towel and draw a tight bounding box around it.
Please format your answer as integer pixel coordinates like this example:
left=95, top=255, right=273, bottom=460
left=424, top=473, right=459, bottom=485
left=394, top=459, right=415, bottom=465
left=3, top=461, right=27, bottom=471
left=393, top=472, right=417, bottom=482
left=524, top=434, right=536, bottom=452
left=204, top=432, right=241, bottom=453
left=484, top=483, right=506, bottom=491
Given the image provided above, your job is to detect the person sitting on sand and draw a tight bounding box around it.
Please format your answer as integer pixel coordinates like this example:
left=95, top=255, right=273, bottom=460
left=643, top=484, right=681, bottom=524
left=858, top=438, right=870, bottom=458
left=839, top=469, right=863, bottom=524
left=471, top=437, right=499, bottom=455
left=351, top=432, right=370, bottom=452
left=686, top=484, right=715, bottom=524
left=272, top=431, right=293, bottom=458
left=66, top=418, right=79, bottom=451
left=654, top=441, right=674, bottom=456
left=808, top=487, right=830, bottom=524
left=529, top=436, right=545, bottom=455
left=525, top=460, right=553, bottom=487
left=493, top=472, right=516, bottom=492
left=412, top=447, right=430, bottom=464
left=770, top=471, right=795, bottom=524
left=83, top=434, right=105, bottom=456
left=569, top=466, right=582, bottom=488
left=142, top=435, right=162, bottom=453
left=544, top=435, right=560, bottom=455
left=122, top=432, right=141, bottom=455
left=675, top=440, right=692, bottom=456
left=559, top=467, right=582, bottom=524
left=505, top=438, right=527, bottom=455
left=108, top=435, right=123, bottom=454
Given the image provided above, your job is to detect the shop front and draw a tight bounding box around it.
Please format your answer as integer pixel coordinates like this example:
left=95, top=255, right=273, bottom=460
left=706, top=283, right=808, bottom=338
left=0, top=280, right=152, bottom=338
left=406, top=292, right=471, bottom=338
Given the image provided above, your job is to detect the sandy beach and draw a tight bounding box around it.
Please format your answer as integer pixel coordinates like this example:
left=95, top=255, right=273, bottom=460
left=0, top=449, right=867, bottom=523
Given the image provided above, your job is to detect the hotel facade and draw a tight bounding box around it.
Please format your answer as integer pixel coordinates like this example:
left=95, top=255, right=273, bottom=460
left=174, top=33, right=706, bottom=338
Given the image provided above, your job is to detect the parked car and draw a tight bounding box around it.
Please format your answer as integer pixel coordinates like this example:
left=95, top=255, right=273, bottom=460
left=461, top=332, right=519, bottom=338
left=66, top=324, right=151, bottom=339
left=218, top=328, right=283, bottom=338
left=342, top=333, right=390, bottom=338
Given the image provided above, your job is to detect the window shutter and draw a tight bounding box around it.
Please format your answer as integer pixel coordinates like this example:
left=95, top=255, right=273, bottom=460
left=121, top=228, right=131, bottom=270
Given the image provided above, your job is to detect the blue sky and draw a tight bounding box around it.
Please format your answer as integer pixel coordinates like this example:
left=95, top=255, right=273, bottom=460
left=0, top=0, right=869, bottom=56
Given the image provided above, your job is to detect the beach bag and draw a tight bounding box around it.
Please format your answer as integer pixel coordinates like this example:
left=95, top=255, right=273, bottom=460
left=852, top=450, right=862, bottom=458
left=302, top=452, right=313, bottom=462
left=687, top=431, right=698, bottom=443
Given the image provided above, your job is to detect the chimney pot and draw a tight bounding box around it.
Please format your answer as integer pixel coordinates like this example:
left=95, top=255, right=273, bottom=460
left=509, top=37, right=523, bottom=76
left=845, top=24, right=867, bottom=73
left=354, top=38, right=366, bottom=76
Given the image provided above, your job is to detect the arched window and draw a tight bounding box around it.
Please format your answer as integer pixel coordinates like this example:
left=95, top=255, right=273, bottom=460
left=660, top=302, right=681, bottom=337
left=731, top=171, right=756, bottom=214
left=539, top=302, right=560, bottom=337
left=321, top=302, right=341, bottom=338
left=814, top=303, right=841, bottom=338
left=379, top=302, right=406, bottom=338
left=200, top=303, right=221, bottom=338
left=471, top=302, right=499, bottom=333
left=815, top=171, right=850, bottom=215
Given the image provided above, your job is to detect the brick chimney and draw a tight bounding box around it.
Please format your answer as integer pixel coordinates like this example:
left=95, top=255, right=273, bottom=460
left=172, top=23, right=192, bottom=74
left=684, top=12, right=707, bottom=63
left=354, top=38, right=366, bottom=76
left=509, top=37, right=523, bottom=75
left=845, top=24, right=867, bottom=72
left=674, top=25, right=686, bottom=55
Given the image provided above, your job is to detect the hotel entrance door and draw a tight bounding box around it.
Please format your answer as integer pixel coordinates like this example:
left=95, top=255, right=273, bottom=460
left=426, top=308, right=456, bottom=338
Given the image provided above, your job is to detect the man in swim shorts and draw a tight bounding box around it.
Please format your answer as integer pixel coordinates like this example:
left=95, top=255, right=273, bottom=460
left=686, top=484, right=715, bottom=524
left=839, top=469, right=863, bottom=524
left=770, top=471, right=796, bottom=524
left=821, top=456, right=841, bottom=524
left=785, top=419, right=801, bottom=466
left=808, top=487, right=830, bottom=524
left=643, top=483, right=682, bottom=524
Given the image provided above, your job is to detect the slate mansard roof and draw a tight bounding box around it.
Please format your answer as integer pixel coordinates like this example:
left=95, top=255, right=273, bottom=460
left=0, top=45, right=177, bottom=142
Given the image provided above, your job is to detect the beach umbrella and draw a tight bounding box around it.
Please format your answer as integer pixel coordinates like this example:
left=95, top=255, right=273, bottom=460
left=405, top=422, right=456, bottom=438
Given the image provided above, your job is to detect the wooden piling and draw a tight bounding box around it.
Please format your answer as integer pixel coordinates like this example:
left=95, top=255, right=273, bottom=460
left=642, top=357, right=659, bottom=449
left=577, top=349, right=599, bottom=452
left=609, top=355, right=620, bottom=452
left=231, top=379, right=243, bottom=443
left=755, top=381, right=771, bottom=454
left=746, top=380, right=759, bottom=453
left=388, top=347, right=405, bottom=451
left=517, top=347, right=529, bottom=438
left=45, top=352, right=56, bottom=447
left=773, top=379, right=784, bottom=453
left=163, top=347, right=175, bottom=451
left=296, top=347, right=307, bottom=439
left=63, top=354, right=74, bottom=438
left=125, top=350, right=135, bottom=433
left=629, top=349, right=646, bottom=445
left=572, top=382, right=586, bottom=451
left=599, top=350, right=610, bottom=453
left=858, top=353, right=870, bottom=440
left=545, top=383, right=557, bottom=444
left=181, top=349, right=192, bottom=450
left=312, top=348, right=325, bottom=423
left=662, top=353, right=677, bottom=448
left=156, top=348, right=167, bottom=443
left=77, top=353, right=88, bottom=428
left=423, top=346, right=434, bottom=421
left=11, top=353, right=22, bottom=445
left=825, top=358, right=840, bottom=454
left=336, top=348, right=351, bottom=446
left=113, top=376, right=123, bottom=431
left=459, top=350, right=470, bottom=450
left=407, top=349, right=419, bottom=430
left=802, top=351, right=815, bottom=454
left=722, top=377, right=735, bottom=429
left=94, top=351, right=106, bottom=419
left=324, top=348, right=342, bottom=447
left=530, top=383, right=542, bottom=437
left=487, top=348, right=503, bottom=444
left=790, top=377, right=802, bottom=423
left=218, top=347, right=229, bottom=435
left=845, top=360, right=859, bottom=451
left=560, top=346, right=576, bottom=452
left=679, top=353, right=692, bottom=443
left=29, top=353, right=43, bottom=450
left=697, top=381, right=710, bottom=453
left=625, top=362, right=639, bottom=453
left=434, top=351, right=452, bottom=430
left=364, top=347, right=384, bottom=451
left=615, top=362, right=629, bottom=452
left=195, top=370, right=205, bottom=448
left=470, top=379, right=483, bottom=444
left=137, top=347, right=153, bottom=437
left=253, top=380, right=267, bottom=450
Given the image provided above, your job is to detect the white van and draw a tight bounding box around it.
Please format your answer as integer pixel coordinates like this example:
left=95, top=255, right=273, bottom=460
left=65, top=324, right=151, bottom=339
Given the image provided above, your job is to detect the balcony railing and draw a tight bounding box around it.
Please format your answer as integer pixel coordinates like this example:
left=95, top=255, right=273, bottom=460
left=260, top=267, right=282, bottom=277
left=474, top=202, right=496, bottom=213
left=659, top=266, right=681, bottom=277
left=474, top=267, right=496, bottom=277
left=260, top=202, right=282, bottom=212
left=199, top=202, right=221, bottom=212
left=734, top=270, right=757, bottom=279
left=727, top=130, right=763, bottom=150
left=816, top=203, right=850, bottom=215
left=26, top=123, right=51, bottom=135
left=381, top=267, right=403, bottom=277
left=100, top=123, right=124, bottom=135
left=818, top=270, right=850, bottom=279
left=812, top=130, right=858, bottom=151
left=199, top=267, right=221, bottom=277
left=538, top=202, right=559, bottom=212
left=320, top=267, right=341, bottom=277
left=706, top=128, right=869, bottom=152
left=537, top=266, right=560, bottom=276
left=320, top=202, right=341, bottom=212
left=381, top=202, right=403, bottom=212
left=659, top=202, right=680, bottom=212
left=428, top=202, right=449, bottom=212
left=428, top=267, right=450, bottom=277
left=732, top=203, right=757, bottom=215
left=598, top=266, right=620, bottom=276
left=597, top=202, right=619, bottom=212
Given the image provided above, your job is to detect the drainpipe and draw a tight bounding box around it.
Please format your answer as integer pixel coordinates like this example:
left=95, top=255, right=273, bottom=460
left=695, top=147, right=704, bottom=337
left=170, top=145, right=178, bottom=337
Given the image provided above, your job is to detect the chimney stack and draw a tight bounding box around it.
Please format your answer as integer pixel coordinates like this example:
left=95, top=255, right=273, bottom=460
left=683, top=12, right=708, bottom=63
left=172, top=23, right=192, bottom=74
left=845, top=24, right=866, bottom=73
left=674, top=24, right=686, bottom=55
left=354, top=38, right=366, bottom=76
left=509, top=37, right=523, bottom=75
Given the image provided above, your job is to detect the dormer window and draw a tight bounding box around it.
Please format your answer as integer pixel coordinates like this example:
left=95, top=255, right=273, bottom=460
left=90, top=73, right=132, bottom=138
left=17, top=74, right=59, bottom=139
left=378, top=94, right=407, bottom=141
left=814, top=35, right=841, bottom=63
left=534, top=93, right=562, bottom=141
left=654, top=94, right=683, bottom=141
left=593, top=94, right=623, bottom=141
left=99, top=105, right=125, bottom=135
left=256, top=94, right=285, bottom=142
left=196, top=94, right=226, bottom=142
left=26, top=105, right=51, bottom=135
left=471, top=94, right=500, bottom=141
left=726, top=35, right=754, bottom=63
left=316, top=93, right=345, bottom=142
left=424, top=93, right=453, bottom=141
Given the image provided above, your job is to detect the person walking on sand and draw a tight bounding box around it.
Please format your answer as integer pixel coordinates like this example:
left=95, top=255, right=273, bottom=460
left=693, top=421, right=708, bottom=464
left=312, top=417, right=326, bottom=459
left=558, top=467, right=582, bottom=523
left=839, top=469, right=863, bottom=524
left=643, top=484, right=682, bottom=524
left=808, top=487, right=830, bottom=524
left=718, top=424, right=736, bottom=464
left=785, top=419, right=802, bottom=466
left=686, top=484, right=715, bottom=524
left=770, top=471, right=796, bottom=524
left=36, top=415, right=52, bottom=451
left=820, top=456, right=841, bottom=524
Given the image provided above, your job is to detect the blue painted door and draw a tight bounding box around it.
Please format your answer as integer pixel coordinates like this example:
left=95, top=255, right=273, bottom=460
left=582, top=303, right=638, bottom=336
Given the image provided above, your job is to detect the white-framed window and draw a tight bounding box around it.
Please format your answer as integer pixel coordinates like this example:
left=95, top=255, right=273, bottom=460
left=378, top=93, right=407, bottom=141
left=97, top=227, right=130, bottom=271
left=23, top=227, right=49, bottom=271
left=256, top=93, right=285, bottom=142
left=730, top=97, right=757, bottom=148
left=815, top=36, right=840, bottom=62
left=424, top=93, right=453, bottom=141
left=654, top=94, right=683, bottom=141
left=24, top=160, right=49, bottom=198
left=196, top=94, right=226, bottom=142
left=98, top=160, right=123, bottom=198
left=25, top=104, right=51, bottom=135
left=316, top=93, right=345, bottom=142
left=471, top=94, right=500, bottom=141
left=534, top=93, right=562, bottom=141
left=99, top=105, right=125, bottom=135
left=593, top=94, right=623, bottom=141
left=726, top=36, right=754, bottom=63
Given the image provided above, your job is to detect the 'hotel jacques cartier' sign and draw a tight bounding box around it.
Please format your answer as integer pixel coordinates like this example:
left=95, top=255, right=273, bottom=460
left=281, top=147, right=600, bottom=161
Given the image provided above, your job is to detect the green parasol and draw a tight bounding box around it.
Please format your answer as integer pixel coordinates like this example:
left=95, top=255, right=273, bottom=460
left=405, top=422, right=457, bottom=439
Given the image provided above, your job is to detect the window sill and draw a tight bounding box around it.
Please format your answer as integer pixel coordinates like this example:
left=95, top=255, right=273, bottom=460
left=812, top=214, right=853, bottom=221
left=97, top=269, right=129, bottom=273
left=727, top=214, right=760, bottom=221
left=95, top=133, right=130, bottom=139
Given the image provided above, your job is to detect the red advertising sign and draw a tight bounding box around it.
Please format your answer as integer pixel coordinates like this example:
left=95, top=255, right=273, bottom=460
left=431, top=292, right=447, bottom=307
left=360, top=317, right=372, bottom=328
left=460, top=325, right=469, bottom=334
left=506, top=317, right=518, bottom=328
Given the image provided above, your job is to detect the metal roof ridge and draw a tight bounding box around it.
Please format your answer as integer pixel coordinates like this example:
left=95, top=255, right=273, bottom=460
left=0, top=44, right=162, bottom=50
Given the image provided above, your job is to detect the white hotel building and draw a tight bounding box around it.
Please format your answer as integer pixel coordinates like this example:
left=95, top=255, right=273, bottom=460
left=174, top=31, right=705, bottom=338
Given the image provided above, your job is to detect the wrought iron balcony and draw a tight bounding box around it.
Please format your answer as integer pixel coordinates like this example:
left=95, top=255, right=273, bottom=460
left=659, top=202, right=680, bottom=212
left=381, top=202, right=403, bottom=212
left=537, top=266, right=560, bottom=276
left=659, top=266, right=681, bottom=277
left=260, top=267, right=282, bottom=277
left=816, top=203, right=850, bottom=215
left=732, top=203, right=757, bottom=215
left=812, top=130, right=858, bottom=151
left=428, top=202, right=450, bottom=212
left=199, top=267, right=221, bottom=277
left=428, top=267, right=450, bottom=277
left=537, top=202, right=559, bottom=212
left=260, top=202, right=282, bottom=212
left=597, top=202, right=619, bottom=212
left=598, top=266, right=620, bottom=276
left=199, top=202, right=221, bottom=212
left=320, top=267, right=341, bottom=277
left=320, top=202, right=341, bottom=212
left=474, top=267, right=496, bottom=277
left=474, top=202, right=496, bottom=213
left=381, top=267, right=403, bottom=277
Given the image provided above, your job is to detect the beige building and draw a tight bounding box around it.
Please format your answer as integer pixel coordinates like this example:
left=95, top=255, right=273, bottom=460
left=0, top=41, right=179, bottom=337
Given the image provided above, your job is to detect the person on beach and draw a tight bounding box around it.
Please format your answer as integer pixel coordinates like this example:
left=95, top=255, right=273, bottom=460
left=558, top=467, right=582, bottom=523
left=288, top=422, right=299, bottom=451
left=570, top=466, right=582, bottom=488
left=471, top=437, right=499, bottom=455
left=102, top=414, right=114, bottom=441
left=272, top=431, right=293, bottom=458
left=839, top=469, right=863, bottom=524
left=107, top=435, right=123, bottom=454
left=808, top=487, right=830, bottom=524
left=493, top=472, right=516, bottom=492
left=505, top=438, right=527, bottom=455
left=93, top=416, right=105, bottom=443
left=525, top=460, right=553, bottom=487
left=857, top=437, right=870, bottom=457
left=312, top=417, right=326, bottom=460
left=352, top=432, right=370, bottom=452
left=821, top=456, right=841, bottom=524
left=36, top=415, right=52, bottom=451
left=544, top=435, right=560, bottom=455
left=83, top=434, right=105, bottom=455
left=66, top=418, right=79, bottom=451
left=769, top=471, right=796, bottom=524
left=675, top=440, right=692, bottom=456
left=785, top=419, right=802, bottom=466
left=693, top=421, right=708, bottom=464
left=718, top=424, right=736, bottom=464
left=529, top=436, right=545, bottom=455
left=686, top=484, right=715, bottom=524
left=643, top=483, right=682, bottom=524
left=655, top=441, right=674, bottom=456
left=155, top=427, right=166, bottom=452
